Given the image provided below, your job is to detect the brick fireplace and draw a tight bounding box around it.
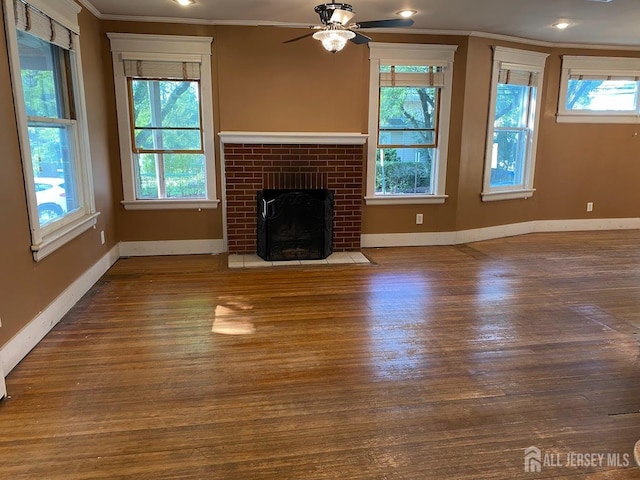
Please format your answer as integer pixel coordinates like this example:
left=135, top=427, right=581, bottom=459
left=219, top=133, right=367, bottom=255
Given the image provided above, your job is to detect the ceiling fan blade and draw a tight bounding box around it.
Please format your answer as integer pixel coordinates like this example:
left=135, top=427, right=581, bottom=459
left=356, top=18, right=414, bottom=29
left=283, top=31, right=316, bottom=44
left=350, top=31, right=371, bottom=45
left=330, top=9, right=355, bottom=25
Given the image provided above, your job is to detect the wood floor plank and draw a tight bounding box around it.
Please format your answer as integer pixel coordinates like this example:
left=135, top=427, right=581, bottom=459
left=2, top=231, right=640, bottom=478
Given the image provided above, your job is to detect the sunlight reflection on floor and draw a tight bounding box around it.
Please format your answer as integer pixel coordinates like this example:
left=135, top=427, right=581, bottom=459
left=212, top=298, right=256, bottom=335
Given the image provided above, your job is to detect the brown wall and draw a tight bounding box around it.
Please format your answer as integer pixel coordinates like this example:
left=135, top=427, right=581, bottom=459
left=536, top=47, right=640, bottom=220
left=0, top=6, right=116, bottom=346
left=361, top=33, right=467, bottom=235
left=100, top=21, right=225, bottom=242
left=215, top=26, right=368, bottom=133
left=100, top=23, right=371, bottom=242
left=453, top=36, right=548, bottom=231
left=4, top=7, right=640, bottom=352
left=100, top=21, right=640, bottom=241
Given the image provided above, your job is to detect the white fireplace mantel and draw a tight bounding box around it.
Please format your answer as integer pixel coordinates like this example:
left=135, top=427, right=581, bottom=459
left=218, top=131, right=368, bottom=145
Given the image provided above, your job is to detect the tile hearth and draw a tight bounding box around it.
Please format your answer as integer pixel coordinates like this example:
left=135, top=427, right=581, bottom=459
left=228, top=251, right=370, bottom=269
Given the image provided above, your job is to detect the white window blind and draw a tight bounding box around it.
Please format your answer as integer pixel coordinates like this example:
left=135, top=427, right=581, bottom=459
left=123, top=59, right=201, bottom=80
left=14, top=0, right=76, bottom=50
left=568, top=73, right=639, bottom=81
left=497, top=68, right=537, bottom=86
left=380, top=66, right=445, bottom=87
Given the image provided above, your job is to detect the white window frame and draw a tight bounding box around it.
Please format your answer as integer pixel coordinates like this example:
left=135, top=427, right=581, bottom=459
left=558, top=55, right=640, bottom=124
left=482, top=46, right=548, bottom=202
left=108, top=33, right=219, bottom=210
left=4, top=0, right=98, bottom=261
left=366, top=43, right=457, bottom=205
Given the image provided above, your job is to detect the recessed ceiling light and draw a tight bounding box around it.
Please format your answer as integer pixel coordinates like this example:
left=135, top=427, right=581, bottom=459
left=396, top=9, right=418, bottom=18
left=553, top=21, right=570, bottom=30
left=173, top=0, right=195, bottom=6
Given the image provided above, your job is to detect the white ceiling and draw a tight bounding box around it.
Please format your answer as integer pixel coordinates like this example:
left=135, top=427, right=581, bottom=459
left=80, top=0, right=640, bottom=48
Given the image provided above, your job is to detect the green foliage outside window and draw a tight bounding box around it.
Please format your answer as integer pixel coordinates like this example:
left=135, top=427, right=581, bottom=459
left=130, top=79, right=206, bottom=199
left=376, top=148, right=432, bottom=194
left=490, top=83, right=529, bottom=187
left=376, top=78, right=437, bottom=195
left=18, top=30, right=79, bottom=224
left=19, top=31, right=66, bottom=177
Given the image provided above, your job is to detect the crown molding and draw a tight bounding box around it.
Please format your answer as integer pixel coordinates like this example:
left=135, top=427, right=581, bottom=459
left=75, top=0, right=102, bottom=19
left=66, top=4, right=640, bottom=52
left=468, top=30, right=640, bottom=51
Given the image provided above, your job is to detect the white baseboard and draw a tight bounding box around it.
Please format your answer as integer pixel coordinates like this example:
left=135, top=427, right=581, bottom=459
left=361, top=218, right=640, bottom=248
left=533, top=218, right=640, bottom=233
left=0, top=239, right=225, bottom=381
left=0, top=245, right=120, bottom=378
left=119, top=239, right=225, bottom=256
left=2, top=219, right=638, bottom=383
left=0, top=363, right=5, bottom=399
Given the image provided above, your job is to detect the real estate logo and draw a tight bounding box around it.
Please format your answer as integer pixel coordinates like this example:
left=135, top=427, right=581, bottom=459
left=524, top=446, right=631, bottom=473
left=524, top=446, right=542, bottom=473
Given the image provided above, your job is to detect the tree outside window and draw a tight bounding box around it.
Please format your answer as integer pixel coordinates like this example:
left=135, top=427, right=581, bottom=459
left=376, top=66, right=440, bottom=195
left=129, top=79, right=206, bottom=200
left=18, top=30, right=80, bottom=226
left=481, top=47, right=548, bottom=202
left=490, top=83, right=531, bottom=187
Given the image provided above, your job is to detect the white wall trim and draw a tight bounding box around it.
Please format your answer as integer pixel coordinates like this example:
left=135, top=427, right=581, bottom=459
left=0, top=366, right=5, bottom=399
left=2, top=217, right=638, bottom=386
left=75, top=0, right=102, bottom=19
left=0, top=238, right=225, bottom=381
left=108, top=33, right=218, bottom=208
left=119, top=239, right=225, bottom=256
left=56, top=2, right=640, bottom=51
left=364, top=195, right=448, bottom=205
left=218, top=131, right=368, bottom=145
left=361, top=218, right=640, bottom=248
left=121, top=199, right=220, bottom=210
left=107, top=33, right=214, bottom=55
left=0, top=245, right=120, bottom=378
left=32, top=213, right=100, bottom=261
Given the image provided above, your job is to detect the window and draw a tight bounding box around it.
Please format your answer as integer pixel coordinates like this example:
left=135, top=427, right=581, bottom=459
left=482, top=47, right=548, bottom=202
left=558, top=56, right=640, bottom=123
left=108, top=34, right=219, bottom=210
left=129, top=77, right=205, bottom=199
left=367, top=43, right=457, bottom=205
left=4, top=0, right=97, bottom=261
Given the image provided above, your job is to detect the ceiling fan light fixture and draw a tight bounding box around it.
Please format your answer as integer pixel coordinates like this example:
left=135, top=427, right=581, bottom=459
left=396, top=9, right=417, bottom=18
left=313, top=29, right=356, bottom=52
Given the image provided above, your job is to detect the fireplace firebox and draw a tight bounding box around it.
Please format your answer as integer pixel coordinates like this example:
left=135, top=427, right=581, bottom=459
left=257, top=189, right=333, bottom=261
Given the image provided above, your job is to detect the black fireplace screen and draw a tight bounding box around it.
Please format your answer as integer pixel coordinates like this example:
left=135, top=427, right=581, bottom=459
left=257, top=189, right=333, bottom=261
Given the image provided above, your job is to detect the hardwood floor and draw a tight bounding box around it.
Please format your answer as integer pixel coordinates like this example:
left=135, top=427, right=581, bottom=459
left=2, top=231, right=640, bottom=479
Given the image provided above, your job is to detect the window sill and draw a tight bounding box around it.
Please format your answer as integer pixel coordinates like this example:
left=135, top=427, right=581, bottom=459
left=481, top=189, right=535, bottom=202
left=365, top=195, right=447, bottom=205
left=121, top=199, right=220, bottom=211
left=32, top=212, right=100, bottom=262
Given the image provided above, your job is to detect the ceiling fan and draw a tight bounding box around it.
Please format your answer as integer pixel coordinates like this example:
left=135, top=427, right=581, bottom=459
left=284, top=2, right=414, bottom=53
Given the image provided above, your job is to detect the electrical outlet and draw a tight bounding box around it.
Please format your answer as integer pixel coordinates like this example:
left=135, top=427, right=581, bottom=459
left=100, top=230, right=105, bottom=245
left=586, top=202, right=593, bottom=212
left=416, top=213, right=424, bottom=225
